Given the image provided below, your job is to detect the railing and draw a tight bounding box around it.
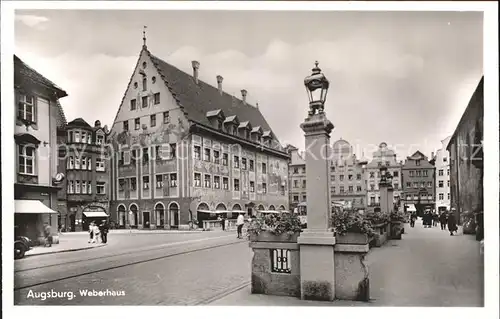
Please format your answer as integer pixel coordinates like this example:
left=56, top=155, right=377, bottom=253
left=271, top=249, right=291, bottom=274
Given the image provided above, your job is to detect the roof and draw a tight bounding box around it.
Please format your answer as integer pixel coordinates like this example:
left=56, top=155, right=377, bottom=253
left=67, top=118, right=92, bottom=129
left=56, top=101, right=67, bottom=128
left=447, top=76, right=484, bottom=150
left=148, top=50, right=278, bottom=142
left=14, top=55, right=67, bottom=98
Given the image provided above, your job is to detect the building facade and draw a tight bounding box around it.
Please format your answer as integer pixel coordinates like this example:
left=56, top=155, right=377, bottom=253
left=58, top=118, right=111, bottom=232
left=401, top=151, right=436, bottom=214
left=447, top=77, right=483, bottom=225
left=287, top=145, right=307, bottom=210
left=365, top=142, right=403, bottom=208
left=330, top=139, right=368, bottom=210
left=14, top=55, right=68, bottom=244
left=434, top=136, right=452, bottom=213
left=108, top=43, right=289, bottom=229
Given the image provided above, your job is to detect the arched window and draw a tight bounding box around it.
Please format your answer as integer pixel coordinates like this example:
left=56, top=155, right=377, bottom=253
left=169, top=202, right=179, bottom=227
left=257, top=204, right=265, bottom=211
left=278, top=205, right=286, bottom=211
left=142, top=76, right=147, bottom=91
left=130, top=204, right=138, bottom=227
left=117, top=205, right=126, bottom=227
left=155, top=203, right=165, bottom=227
left=269, top=205, right=276, bottom=211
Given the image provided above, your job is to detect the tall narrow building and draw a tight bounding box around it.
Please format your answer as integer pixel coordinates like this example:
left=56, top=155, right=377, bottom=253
left=434, top=136, right=452, bottom=213
left=401, top=151, right=436, bottom=215
left=108, top=42, right=289, bottom=229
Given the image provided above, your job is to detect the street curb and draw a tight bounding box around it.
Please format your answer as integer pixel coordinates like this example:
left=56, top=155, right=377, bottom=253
left=26, top=244, right=107, bottom=257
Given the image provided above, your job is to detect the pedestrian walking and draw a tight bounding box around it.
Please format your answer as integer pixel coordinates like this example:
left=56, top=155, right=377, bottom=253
left=448, top=209, right=458, bottom=236
left=432, top=212, right=439, bottom=227
left=91, top=221, right=101, bottom=243
left=410, top=212, right=417, bottom=228
left=88, top=221, right=94, bottom=243
left=43, top=223, right=52, bottom=247
left=99, top=220, right=109, bottom=244
left=221, top=216, right=226, bottom=231
left=236, top=213, right=245, bottom=239
left=439, top=212, right=448, bottom=230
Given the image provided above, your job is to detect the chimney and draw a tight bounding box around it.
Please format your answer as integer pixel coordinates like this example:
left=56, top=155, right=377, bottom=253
left=216, top=75, right=223, bottom=95
left=241, top=89, right=247, bottom=104
left=255, top=102, right=259, bottom=109
left=192, top=60, right=200, bottom=84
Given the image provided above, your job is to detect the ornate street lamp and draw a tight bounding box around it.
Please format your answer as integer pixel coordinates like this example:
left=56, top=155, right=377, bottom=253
left=304, top=61, right=330, bottom=116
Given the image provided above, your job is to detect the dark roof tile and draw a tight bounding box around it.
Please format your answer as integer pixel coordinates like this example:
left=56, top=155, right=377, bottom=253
left=148, top=52, right=278, bottom=143
left=14, top=55, right=67, bottom=98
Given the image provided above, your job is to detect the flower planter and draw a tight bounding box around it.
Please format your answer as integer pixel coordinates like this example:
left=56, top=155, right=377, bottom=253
left=250, top=231, right=300, bottom=243
left=370, top=223, right=389, bottom=247
left=335, top=232, right=369, bottom=245
left=390, top=221, right=403, bottom=239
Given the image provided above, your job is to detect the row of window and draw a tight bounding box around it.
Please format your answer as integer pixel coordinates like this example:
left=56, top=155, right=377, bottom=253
left=369, top=196, right=400, bottom=204
left=332, top=186, right=363, bottom=193
left=67, top=156, right=106, bottom=171
left=405, top=181, right=433, bottom=188
left=437, top=180, right=450, bottom=188
left=67, top=130, right=105, bottom=145
left=438, top=169, right=450, bottom=176
left=292, top=167, right=306, bottom=174
left=405, top=194, right=434, bottom=201
left=118, top=173, right=178, bottom=191
left=118, top=144, right=176, bottom=165
left=292, top=195, right=306, bottom=202
left=438, top=193, right=451, bottom=200
left=369, top=171, right=399, bottom=178
left=332, top=173, right=363, bottom=181
left=193, top=146, right=268, bottom=173
left=192, top=172, right=283, bottom=194
left=67, top=180, right=106, bottom=195
left=129, top=93, right=161, bottom=111
left=408, top=170, right=431, bottom=177
left=123, top=111, right=169, bottom=131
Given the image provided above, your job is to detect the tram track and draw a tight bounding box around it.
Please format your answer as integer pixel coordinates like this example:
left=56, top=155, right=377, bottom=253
left=14, top=239, right=247, bottom=291
left=15, top=234, right=242, bottom=273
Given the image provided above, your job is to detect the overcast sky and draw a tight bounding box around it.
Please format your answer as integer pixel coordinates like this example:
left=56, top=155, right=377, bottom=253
left=14, top=10, right=483, bottom=160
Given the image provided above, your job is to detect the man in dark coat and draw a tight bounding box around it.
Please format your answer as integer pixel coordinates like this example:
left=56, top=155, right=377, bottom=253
left=448, top=209, right=458, bottom=235
left=439, top=212, right=448, bottom=230
left=99, top=220, right=109, bottom=244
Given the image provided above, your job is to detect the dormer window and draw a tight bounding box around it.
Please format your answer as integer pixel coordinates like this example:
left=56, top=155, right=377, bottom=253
left=238, top=121, right=252, bottom=139
left=206, top=109, right=225, bottom=131
left=262, top=131, right=273, bottom=146
left=223, top=115, right=239, bottom=136
left=251, top=126, right=263, bottom=143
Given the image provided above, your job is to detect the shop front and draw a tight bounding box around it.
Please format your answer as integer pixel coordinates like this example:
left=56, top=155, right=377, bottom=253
left=14, top=199, right=59, bottom=244
left=82, top=205, right=109, bottom=231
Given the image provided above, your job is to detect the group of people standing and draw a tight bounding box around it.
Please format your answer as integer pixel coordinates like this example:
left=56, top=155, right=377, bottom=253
left=88, top=220, right=109, bottom=244
left=410, top=208, right=458, bottom=236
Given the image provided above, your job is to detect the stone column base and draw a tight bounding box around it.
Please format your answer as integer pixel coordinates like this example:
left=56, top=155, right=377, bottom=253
left=334, top=244, right=370, bottom=301
left=298, top=231, right=336, bottom=301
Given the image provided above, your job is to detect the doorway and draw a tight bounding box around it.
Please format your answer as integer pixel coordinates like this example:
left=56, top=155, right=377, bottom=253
left=70, top=214, right=76, bottom=232
left=143, top=211, right=150, bottom=229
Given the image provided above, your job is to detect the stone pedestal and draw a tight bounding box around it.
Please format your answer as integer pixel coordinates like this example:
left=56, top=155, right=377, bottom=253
left=298, top=113, right=336, bottom=301
left=379, top=182, right=393, bottom=214
left=334, top=243, right=370, bottom=301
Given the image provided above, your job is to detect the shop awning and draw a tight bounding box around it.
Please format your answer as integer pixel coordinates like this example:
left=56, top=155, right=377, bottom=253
left=15, top=200, right=58, bottom=214
left=197, top=210, right=213, bottom=213
left=406, top=204, right=417, bottom=212
left=83, top=210, right=108, bottom=218
left=297, top=202, right=307, bottom=207
left=215, top=210, right=230, bottom=214
left=258, top=210, right=280, bottom=214
left=231, top=210, right=246, bottom=213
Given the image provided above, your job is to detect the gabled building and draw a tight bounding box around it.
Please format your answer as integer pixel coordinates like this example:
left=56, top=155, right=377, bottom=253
left=14, top=55, right=68, bottom=244
left=401, top=150, right=436, bottom=214
left=330, top=139, right=368, bottom=210
left=286, top=145, right=306, bottom=210
left=447, top=76, right=483, bottom=228
left=57, top=118, right=111, bottom=232
left=108, top=41, right=289, bottom=229
left=434, top=136, right=452, bottom=213
left=365, top=142, right=403, bottom=207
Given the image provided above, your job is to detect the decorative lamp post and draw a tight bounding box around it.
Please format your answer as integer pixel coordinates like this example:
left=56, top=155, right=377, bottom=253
left=298, top=61, right=336, bottom=301
left=304, top=61, right=330, bottom=116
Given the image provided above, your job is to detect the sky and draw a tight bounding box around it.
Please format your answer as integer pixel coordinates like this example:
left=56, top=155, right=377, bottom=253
left=14, top=10, right=483, bottom=160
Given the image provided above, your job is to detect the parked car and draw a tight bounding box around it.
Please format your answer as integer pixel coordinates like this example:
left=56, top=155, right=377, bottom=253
left=14, top=236, right=33, bottom=259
